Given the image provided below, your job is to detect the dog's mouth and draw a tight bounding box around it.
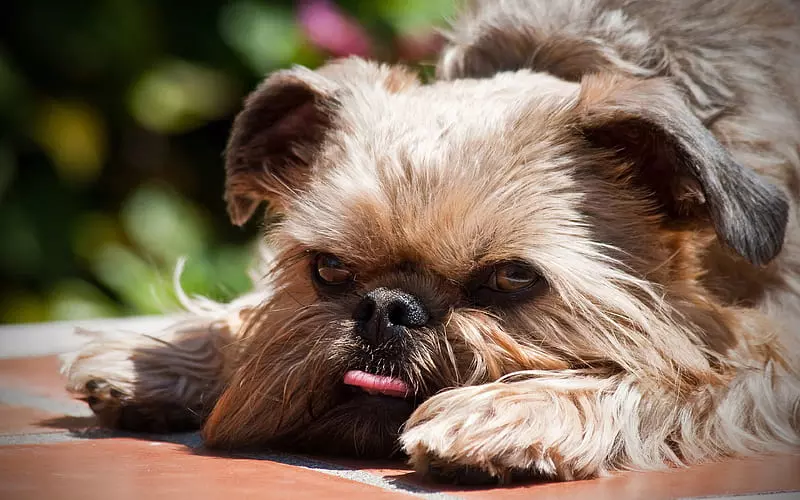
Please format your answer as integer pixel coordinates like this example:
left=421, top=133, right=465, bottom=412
left=289, top=365, right=432, bottom=457
left=290, top=369, right=417, bottom=458
left=343, top=370, right=411, bottom=398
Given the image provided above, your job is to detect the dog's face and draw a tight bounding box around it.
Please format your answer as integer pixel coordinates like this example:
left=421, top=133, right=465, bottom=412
left=201, top=58, right=788, bottom=457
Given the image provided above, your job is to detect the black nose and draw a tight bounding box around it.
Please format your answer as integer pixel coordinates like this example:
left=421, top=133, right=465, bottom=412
left=352, top=287, right=429, bottom=345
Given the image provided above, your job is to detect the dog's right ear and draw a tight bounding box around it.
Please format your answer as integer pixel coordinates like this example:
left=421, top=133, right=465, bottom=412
left=224, top=67, right=340, bottom=225
left=574, top=74, right=789, bottom=266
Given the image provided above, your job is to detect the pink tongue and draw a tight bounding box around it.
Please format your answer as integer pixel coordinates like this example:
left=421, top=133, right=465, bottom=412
left=343, top=370, right=410, bottom=398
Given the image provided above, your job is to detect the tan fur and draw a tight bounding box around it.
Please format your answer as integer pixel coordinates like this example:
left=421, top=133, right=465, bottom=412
left=63, top=0, right=799, bottom=484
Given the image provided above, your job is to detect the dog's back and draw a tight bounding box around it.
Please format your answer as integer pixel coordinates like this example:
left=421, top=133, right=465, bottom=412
left=441, top=0, right=800, bottom=114
left=440, top=0, right=800, bottom=349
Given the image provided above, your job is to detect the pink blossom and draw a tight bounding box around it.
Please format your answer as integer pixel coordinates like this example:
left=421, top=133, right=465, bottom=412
left=297, top=0, right=373, bottom=58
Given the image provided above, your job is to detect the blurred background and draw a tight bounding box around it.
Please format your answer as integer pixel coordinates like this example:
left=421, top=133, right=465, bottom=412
left=0, top=0, right=453, bottom=324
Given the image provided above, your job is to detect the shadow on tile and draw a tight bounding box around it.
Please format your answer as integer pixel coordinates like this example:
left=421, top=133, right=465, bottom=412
left=30, top=410, right=562, bottom=495
left=36, top=415, right=98, bottom=431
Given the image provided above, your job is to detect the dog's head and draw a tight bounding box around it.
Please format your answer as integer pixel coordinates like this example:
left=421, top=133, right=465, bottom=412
left=202, top=58, right=788, bottom=456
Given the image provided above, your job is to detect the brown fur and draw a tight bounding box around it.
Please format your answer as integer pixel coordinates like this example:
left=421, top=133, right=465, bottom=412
left=63, top=0, right=799, bottom=484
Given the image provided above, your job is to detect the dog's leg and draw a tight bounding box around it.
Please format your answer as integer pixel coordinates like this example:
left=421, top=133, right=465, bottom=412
left=61, top=292, right=265, bottom=433
left=401, top=367, right=800, bottom=485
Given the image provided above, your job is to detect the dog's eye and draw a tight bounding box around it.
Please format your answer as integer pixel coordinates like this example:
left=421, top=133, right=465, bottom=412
left=488, top=263, right=538, bottom=292
left=313, top=253, right=354, bottom=286
left=467, top=261, right=543, bottom=307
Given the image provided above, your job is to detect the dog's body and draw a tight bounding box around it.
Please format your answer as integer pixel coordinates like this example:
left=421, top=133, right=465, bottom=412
left=64, top=0, right=800, bottom=483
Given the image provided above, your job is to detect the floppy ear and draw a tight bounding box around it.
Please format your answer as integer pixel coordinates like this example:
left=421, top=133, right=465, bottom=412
left=224, top=67, right=340, bottom=225
left=575, top=74, right=788, bottom=266
left=224, top=59, right=420, bottom=225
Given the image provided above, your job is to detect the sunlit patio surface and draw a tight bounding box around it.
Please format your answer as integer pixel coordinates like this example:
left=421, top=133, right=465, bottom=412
left=0, top=318, right=798, bottom=500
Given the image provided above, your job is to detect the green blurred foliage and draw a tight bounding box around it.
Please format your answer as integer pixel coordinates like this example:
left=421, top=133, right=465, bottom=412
left=0, top=0, right=453, bottom=324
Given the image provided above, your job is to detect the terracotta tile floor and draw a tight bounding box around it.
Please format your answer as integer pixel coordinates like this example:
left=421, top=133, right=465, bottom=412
left=0, top=320, right=798, bottom=499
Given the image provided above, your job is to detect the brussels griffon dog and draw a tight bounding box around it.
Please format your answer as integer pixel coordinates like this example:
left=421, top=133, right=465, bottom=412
left=64, top=0, right=800, bottom=484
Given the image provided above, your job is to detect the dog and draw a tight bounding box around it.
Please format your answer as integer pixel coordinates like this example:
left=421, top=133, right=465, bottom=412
left=63, top=0, right=800, bottom=484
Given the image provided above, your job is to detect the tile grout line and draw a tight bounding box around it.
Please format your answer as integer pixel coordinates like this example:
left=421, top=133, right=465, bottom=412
left=0, top=431, right=90, bottom=445
left=0, top=387, right=94, bottom=418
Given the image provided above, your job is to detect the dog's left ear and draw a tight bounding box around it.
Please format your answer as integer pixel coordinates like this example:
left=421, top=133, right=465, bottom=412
left=575, top=74, right=789, bottom=266
left=224, top=59, right=420, bottom=226
left=224, top=67, right=340, bottom=225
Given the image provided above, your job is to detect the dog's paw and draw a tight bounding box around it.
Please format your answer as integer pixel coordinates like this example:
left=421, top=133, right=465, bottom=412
left=61, top=327, right=221, bottom=434
left=79, top=377, right=126, bottom=426
left=78, top=377, right=204, bottom=433
left=401, top=384, right=592, bottom=484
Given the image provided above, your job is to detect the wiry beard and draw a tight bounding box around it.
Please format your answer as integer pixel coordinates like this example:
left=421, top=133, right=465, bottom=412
left=204, top=276, right=569, bottom=457
left=286, top=390, right=416, bottom=457
left=278, top=320, right=462, bottom=458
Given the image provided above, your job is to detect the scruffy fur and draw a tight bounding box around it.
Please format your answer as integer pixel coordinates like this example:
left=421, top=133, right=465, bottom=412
left=63, top=0, right=799, bottom=484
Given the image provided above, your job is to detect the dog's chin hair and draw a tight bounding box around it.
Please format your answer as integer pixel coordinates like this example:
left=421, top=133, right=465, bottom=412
left=286, top=394, right=415, bottom=458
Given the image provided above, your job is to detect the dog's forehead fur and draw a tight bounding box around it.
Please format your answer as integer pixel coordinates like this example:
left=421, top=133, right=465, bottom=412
left=281, top=71, right=585, bottom=279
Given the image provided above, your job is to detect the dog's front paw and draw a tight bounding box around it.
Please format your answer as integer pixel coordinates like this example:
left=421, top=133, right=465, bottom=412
left=62, top=327, right=218, bottom=433
left=401, top=384, right=595, bottom=485
left=77, top=377, right=203, bottom=433
left=79, top=377, right=127, bottom=427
